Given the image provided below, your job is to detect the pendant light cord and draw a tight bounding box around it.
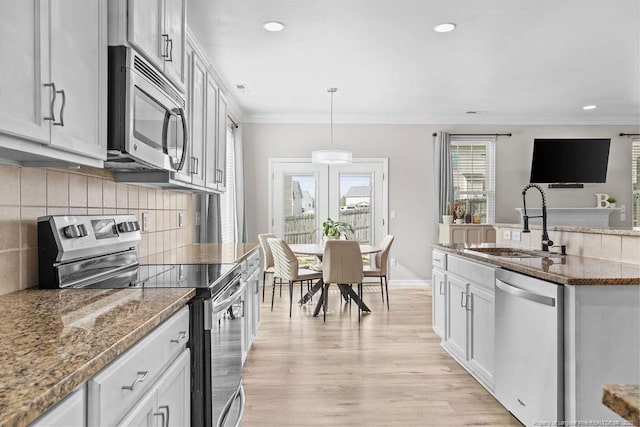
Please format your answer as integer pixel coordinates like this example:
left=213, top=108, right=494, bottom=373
left=328, top=87, right=337, bottom=150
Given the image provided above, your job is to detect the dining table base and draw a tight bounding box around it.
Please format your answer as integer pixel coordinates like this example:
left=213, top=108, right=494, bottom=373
left=299, top=280, right=371, bottom=317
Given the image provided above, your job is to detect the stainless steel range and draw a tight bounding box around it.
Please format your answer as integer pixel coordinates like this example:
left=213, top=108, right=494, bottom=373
left=38, top=215, right=246, bottom=427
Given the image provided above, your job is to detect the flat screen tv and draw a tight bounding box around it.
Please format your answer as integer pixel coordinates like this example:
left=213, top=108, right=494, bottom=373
left=529, top=138, right=611, bottom=183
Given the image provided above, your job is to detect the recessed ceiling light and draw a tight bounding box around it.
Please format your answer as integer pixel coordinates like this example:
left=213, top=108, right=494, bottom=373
left=434, top=23, right=457, bottom=33
left=262, top=21, right=284, bottom=32
left=466, top=110, right=489, bottom=114
left=582, top=104, right=597, bottom=110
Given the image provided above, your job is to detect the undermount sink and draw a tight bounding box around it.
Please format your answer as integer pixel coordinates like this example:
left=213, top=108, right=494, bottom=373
left=466, top=247, right=559, bottom=258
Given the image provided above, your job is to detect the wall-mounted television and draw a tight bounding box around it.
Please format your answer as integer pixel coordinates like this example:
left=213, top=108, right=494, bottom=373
left=529, top=138, right=611, bottom=184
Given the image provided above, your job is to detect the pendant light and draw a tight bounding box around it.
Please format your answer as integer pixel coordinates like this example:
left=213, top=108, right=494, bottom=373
left=311, top=88, right=352, bottom=164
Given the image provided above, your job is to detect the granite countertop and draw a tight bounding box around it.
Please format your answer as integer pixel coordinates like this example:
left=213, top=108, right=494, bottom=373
left=0, top=287, right=195, bottom=427
left=139, top=243, right=259, bottom=265
left=603, top=384, right=640, bottom=426
left=432, top=243, right=640, bottom=285
left=494, top=222, right=640, bottom=237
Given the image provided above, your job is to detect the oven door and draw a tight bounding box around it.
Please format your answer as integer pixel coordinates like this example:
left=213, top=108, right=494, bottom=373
left=206, top=275, right=246, bottom=427
left=127, top=64, right=188, bottom=172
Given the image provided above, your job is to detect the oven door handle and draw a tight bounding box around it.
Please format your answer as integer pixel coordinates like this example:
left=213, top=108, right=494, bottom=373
left=211, top=275, right=245, bottom=313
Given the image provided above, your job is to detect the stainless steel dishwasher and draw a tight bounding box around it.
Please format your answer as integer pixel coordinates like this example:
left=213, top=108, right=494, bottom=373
left=494, top=269, right=564, bottom=426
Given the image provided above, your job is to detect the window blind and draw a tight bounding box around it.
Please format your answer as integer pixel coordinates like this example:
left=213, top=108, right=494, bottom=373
left=451, top=137, right=496, bottom=223
left=220, top=124, right=237, bottom=243
left=632, top=140, right=640, bottom=229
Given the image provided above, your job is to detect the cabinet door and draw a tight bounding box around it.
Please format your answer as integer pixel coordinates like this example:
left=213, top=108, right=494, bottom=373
left=445, top=275, right=468, bottom=361
left=432, top=269, right=446, bottom=338
left=31, top=387, right=85, bottom=427
left=465, top=227, right=482, bottom=244
left=156, top=350, right=191, bottom=427
left=128, top=0, right=163, bottom=68
left=163, top=0, right=186, bottom=88
left=468, top=283, right=495, bottom=389
left=216, top=92, right=229, bottom=191
left=0, top=1, right=49, bottom=143
left=450, top=228, right=465, bottom=244
left=189, top=53, right=207, bottom=187
left=49, top=0, right=106, bottom=159
left=205, top=75, right=219, bottom=190
left=172, top=42, right=193, bottom=184
left=118, top=387, right=158, bottom=427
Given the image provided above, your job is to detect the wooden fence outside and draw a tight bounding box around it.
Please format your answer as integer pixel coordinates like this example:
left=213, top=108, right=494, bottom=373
left=283, top=208, right=371, bottom=244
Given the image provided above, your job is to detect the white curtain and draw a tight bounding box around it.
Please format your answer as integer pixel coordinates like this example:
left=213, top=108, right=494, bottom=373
left=220, top=122, right=248, bottom=243
left=434, top=132, right=454, bottom=220
left=234, top=125, right=248, bottom=242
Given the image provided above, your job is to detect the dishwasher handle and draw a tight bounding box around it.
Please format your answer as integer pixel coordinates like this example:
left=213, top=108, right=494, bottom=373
left=496, top=279, right=556, bottom=307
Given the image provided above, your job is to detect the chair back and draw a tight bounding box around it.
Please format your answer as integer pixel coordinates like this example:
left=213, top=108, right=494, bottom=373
left=322, top=240, right=363, bottom=284
left=258, top=233, right=276, bottom=269
left=267, top=238, right=299, bottom=281
left=375, top=235, right=395, bottom=275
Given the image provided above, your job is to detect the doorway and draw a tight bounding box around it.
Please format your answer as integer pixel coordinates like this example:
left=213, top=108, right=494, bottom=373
left=268, top=159, right=388, bottom=245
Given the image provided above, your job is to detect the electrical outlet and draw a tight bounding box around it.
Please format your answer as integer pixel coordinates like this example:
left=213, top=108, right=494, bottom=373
left=195, top=212, right=201, bottom=226
left=620, top=204, right=626, bottom=213
left=390, top=258, right=397, bottom=267
left=141, top=212, right=149, bottom=231
left=503, top=230, right=511, bottom=241
left=178, top=212, right=184, bottom=228
left=390, top=210, right=396, bottom=219
left=512, top=231, right=522, bottom=241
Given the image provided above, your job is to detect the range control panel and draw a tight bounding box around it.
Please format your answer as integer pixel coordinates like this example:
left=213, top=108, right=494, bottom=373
left=38, top=215, right=142, bottom=263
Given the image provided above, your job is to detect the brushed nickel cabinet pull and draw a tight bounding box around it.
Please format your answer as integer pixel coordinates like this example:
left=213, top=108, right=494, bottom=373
left=43, top=82, right=57, bottom=122
left=161, top=34, right=170, bottom=58
left=170, top=330, right=187, bottom=343
left=121, top=370, right=149, bottom=391
left=54, top=89, right=65, bottom=126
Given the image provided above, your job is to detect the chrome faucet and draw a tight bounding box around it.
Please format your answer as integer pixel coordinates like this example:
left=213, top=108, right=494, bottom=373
left=521, top=183, right=554, bottom=251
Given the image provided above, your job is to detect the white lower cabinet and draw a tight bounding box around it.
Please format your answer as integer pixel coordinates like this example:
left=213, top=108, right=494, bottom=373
left=30, top=386, right=85, bottom=427
left=88, top=306, right=190, bottom=426
left=242, top=250, right=261, bottom=364
left=441, top=254, right=496, bottom=391
left=431, top=250, right=446, bottom=338
left=119, top=349, right=191, bottom=427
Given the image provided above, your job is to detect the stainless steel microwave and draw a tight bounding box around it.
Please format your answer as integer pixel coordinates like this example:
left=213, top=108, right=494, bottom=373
left=105, top=46, right=188, bottom=172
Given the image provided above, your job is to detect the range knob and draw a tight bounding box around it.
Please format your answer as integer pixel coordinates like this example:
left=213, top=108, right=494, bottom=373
left=131, top=221, right=140, bottom=231
left=77, top=224, right=88, bottom=237
left=117, top=222, right=131, bottom=233
left=63, top=225, right=79, bottom=238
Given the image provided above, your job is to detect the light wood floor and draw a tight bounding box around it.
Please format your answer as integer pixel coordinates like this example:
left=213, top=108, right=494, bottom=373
left=242, top=283, right=522, bottom=426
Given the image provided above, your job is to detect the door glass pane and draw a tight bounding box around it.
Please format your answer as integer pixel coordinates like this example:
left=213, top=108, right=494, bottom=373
left=338, top=174, right=372, bottom=244
left=282, top=174, right=318, bottom=243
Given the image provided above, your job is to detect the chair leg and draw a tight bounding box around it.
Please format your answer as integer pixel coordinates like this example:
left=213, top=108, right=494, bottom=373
left=358, top=283, right=362, bottom=322
left=262, top=271, right=267, bottom=302
left=270, top=275, right=276, bottom=312
left=289, top=281, right=294, bottom=317
left=380, top=276, right=385, bottom=303
left=323, top=283, right=329, bottom=322
left=384, top=275, right=390, bottom=310
left=279, top=278, right=283, bottom=297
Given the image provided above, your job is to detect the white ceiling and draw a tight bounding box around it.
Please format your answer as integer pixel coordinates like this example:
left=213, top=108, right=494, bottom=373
left=188, top=0, right=640, bottom=125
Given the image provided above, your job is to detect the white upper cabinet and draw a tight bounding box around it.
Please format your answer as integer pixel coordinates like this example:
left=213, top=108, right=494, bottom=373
left=215, top=92, right=228, bottom=192
left=204, top=75, right=219, bottom=190
left=0, top=0, right=106, bottom=167
left=189, top=52, right=207, bottom=187
left=123, top=0, right=186, bottom=91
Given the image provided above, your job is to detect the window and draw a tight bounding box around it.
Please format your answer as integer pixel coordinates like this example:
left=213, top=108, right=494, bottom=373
left=451, top=137, right=496, bottom=223
left=633, top=140, right=640, bottom=229
left=220, top=123, right=237, bottom=243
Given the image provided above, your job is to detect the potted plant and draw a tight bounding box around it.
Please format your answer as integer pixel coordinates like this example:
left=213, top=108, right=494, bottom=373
left=322, top=218, right=354, bottom=241
left=454, top=203, right=466, bottom=224
left=442, top=202, right=453, bottom=224
left=607, top=196, right=617, bottom=208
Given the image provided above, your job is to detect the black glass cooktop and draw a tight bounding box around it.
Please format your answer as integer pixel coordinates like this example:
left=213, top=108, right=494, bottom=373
left=78, top=263, right=239, bottom=295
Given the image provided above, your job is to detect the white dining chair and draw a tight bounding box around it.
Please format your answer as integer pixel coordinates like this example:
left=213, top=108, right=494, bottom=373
left=258, top=233, right=277, bottom=302
left=267, top=238, right=323, bottom=317
left=322, top=240, right=364, bottom=322
left=363, top=235, right=395, bottom=309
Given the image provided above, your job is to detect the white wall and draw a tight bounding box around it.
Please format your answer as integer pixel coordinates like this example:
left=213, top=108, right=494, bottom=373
left=243, top=123, right=638, bottom=279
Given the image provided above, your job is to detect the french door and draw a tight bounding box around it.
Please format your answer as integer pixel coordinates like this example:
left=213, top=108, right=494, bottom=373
left=268, top=159, right=388, bottom=245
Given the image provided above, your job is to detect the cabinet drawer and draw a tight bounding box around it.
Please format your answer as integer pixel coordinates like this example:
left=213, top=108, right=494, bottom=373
left=432, top=250, right=447, bottom=270
left=245, top=250, right=261, bottom=273
left=447, top=255, right=495, bottom=291
left=88, top=306, right=189, bottom=426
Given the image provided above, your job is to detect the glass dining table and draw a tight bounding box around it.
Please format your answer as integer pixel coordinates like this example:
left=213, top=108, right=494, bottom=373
left=289, top=243, right=380, bottom=317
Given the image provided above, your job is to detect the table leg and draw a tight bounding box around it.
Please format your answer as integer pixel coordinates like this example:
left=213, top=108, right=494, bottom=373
left=300, top=279, right=323, bottom=305
left=338, top=284, right=371, bottom=312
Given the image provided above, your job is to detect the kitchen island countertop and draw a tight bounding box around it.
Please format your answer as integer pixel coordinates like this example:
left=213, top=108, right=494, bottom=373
left=0, top=287, right=194, bottom=427
left=140, top=243, right=259, bottom=265
left=432, top=243, right=639, bottom=285
left=603, top=384, right=639, bottom=426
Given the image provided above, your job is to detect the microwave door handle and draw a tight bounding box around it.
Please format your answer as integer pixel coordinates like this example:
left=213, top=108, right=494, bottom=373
left=175, top=107, right=188, bottom=172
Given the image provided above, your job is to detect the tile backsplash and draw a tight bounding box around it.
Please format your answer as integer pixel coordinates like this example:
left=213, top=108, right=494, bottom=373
left=0, top=164, right=195, bottom=296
